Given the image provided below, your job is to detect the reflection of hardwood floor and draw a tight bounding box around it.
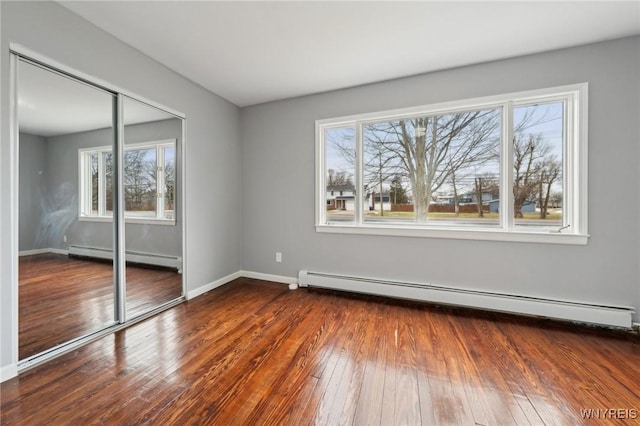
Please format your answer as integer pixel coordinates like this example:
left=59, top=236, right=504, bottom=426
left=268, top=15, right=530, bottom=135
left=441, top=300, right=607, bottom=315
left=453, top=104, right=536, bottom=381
left=19, top=253, right=182, bottom=359
left=3, top=278, right=639, bottom=424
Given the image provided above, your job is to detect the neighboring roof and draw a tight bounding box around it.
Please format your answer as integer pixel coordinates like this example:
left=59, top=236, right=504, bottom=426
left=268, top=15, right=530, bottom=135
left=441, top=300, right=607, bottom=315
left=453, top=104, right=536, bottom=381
left=365, top=192, right=390, bottom=200
left=327, top=184, right=355, bottom=192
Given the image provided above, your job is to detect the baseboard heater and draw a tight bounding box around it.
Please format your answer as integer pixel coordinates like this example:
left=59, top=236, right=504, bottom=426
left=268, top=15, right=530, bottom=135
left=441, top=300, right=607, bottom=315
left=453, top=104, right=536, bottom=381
left=298, top=270, right=634, bottom=328
left=68, top=245, right=182, bottom=271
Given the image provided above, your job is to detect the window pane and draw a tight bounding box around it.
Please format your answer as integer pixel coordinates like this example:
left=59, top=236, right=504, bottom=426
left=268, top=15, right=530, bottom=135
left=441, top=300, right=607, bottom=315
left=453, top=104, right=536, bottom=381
left=105, top=152, right=113, bottom=215
left=513, top=102, right=563, bottom=230
left=164, top=146, right=176, bottom=220
left=362, top=108, right=501, bottom=226
left=362, top=119, right=408, bottom=224
left=90, top=153, right=98, bottom=215
left=124, top=148, right=157, bottom=217
left=325, top=127, right=355, bottom=223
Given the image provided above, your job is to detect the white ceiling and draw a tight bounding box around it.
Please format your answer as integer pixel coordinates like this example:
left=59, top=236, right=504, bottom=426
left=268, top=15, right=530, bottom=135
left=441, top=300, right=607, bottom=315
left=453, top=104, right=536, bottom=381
left=19, top=60, right=174, bottom=137
left=59, top=1, right=640, bottom=108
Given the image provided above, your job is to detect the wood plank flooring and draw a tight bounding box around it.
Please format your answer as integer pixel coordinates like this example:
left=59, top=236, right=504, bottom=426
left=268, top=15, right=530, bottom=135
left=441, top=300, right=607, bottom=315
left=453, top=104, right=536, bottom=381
left=2, top=277, right=639, bottom=425
left=19, top=253, right=182, bottom=359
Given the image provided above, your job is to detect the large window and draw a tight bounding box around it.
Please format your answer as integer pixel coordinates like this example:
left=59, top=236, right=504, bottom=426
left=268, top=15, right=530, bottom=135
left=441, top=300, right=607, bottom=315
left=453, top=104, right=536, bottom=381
left=80, top=139, right=176, bottom=223
left=316, top=84, right=588, bottom=244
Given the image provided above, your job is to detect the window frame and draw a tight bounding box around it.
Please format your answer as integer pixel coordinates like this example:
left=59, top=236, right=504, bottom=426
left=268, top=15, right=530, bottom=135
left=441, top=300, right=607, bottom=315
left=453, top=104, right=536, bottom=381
left=315, top=84, right=588, bottom=245
left=79, top=138, right=177, bottom=225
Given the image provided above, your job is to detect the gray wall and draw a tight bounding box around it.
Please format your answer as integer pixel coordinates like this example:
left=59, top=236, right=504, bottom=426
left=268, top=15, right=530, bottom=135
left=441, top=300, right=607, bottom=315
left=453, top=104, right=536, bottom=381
left=18, top=133, right=47, bottom=252
left=241, top=36, right=640, bottom=321
left=1, top=1, right=242, bottom=372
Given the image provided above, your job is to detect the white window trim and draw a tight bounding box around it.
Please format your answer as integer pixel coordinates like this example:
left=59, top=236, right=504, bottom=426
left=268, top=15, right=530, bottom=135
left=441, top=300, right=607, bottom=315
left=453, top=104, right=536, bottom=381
left=315, top=84, right=589, bottom=245
left=79, top=139, right=177, bottom=225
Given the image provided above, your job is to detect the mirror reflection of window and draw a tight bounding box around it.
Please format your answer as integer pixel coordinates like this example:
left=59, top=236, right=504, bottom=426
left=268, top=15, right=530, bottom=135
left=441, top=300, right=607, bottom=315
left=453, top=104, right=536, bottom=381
left=80, top=141, right=175, bottom=221
left=163, top=145, right=176, bottom=220
left=122, top=96, right=183, bottom=320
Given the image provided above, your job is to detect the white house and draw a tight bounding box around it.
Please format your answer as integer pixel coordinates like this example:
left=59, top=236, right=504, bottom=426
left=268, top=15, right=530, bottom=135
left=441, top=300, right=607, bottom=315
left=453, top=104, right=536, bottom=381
left=326, top=184, right=356, bottom=211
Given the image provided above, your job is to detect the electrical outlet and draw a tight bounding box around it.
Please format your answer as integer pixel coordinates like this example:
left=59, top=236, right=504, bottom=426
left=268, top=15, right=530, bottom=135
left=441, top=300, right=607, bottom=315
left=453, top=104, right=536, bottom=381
left=63, top=235, right=67, bottom=243
left=276, top=252, right=282, bottom=263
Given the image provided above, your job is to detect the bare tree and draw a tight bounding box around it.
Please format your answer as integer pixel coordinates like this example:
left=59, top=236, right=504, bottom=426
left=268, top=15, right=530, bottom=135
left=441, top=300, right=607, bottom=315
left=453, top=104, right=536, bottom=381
left=164, top=158, right=176, bottom=212
left=90, top=154, right=99, bottom=212
left=450, top=165, right=460, bottom=216
left=549, top=191, right=563, bottom=209
left=537, top=159, right=561, bottom=219
left=124, top=149, right=156, bottom=211
left=513, top=134, right=548, bottom=218
left=365, top=109, right=500, bottom=222
left=474, top=177, right=484, bottom=217
left=513, top=133, right=562, bottom=219
left=363, top=132, right=400, bottom=215
left=327, top=169, right=353, bottom=186
left=105, top=153, right=113, bottom=211
left=327, top=168, right=336, bottom=186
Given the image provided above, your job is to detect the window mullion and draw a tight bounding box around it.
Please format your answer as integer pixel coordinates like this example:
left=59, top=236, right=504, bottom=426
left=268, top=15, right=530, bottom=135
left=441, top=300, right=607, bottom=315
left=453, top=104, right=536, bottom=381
left=564, top=97, right=574, bottom=232
left=577, top=87, right=588, bottom=236
left=502, top=102, right=514, bottom=231
left=317, top=126, right=326, bottom=225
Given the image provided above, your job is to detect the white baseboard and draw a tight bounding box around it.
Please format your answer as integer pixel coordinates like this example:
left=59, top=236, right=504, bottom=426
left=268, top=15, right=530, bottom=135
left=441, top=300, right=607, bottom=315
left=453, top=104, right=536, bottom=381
left=19, top=248, right=68, bottom=257
left=68, top=245, right=181, bottom=270
left=239, top=270, right=297, bottom=285
left=186, top=271, right=297, bottom=300
left=1, top=363, right=18, bottom=383
left=299, top=270, right=635, bottom=329
left=186, top=271, right=243, bottom=300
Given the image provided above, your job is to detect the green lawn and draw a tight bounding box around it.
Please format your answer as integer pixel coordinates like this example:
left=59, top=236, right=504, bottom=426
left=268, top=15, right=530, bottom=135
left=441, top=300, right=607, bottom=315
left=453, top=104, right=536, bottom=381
left=365, top=211, right=562, bottom=220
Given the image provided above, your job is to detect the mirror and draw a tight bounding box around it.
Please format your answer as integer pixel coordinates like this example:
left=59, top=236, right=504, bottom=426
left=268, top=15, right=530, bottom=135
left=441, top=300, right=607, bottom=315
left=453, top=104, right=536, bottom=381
left=18, top=59, right=117, bottom=359
left=17, top=57, right=184, bottom=361
left=122, top=96, right=183, bottom=319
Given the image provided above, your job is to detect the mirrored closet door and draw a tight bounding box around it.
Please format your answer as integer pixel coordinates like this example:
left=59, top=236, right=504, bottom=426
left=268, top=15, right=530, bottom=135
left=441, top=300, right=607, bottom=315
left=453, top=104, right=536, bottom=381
left=17, top=59, right=118, bottom=360
left=122, top=96, right=183, bottom=319
left=15, top=54, right=185, bottom=363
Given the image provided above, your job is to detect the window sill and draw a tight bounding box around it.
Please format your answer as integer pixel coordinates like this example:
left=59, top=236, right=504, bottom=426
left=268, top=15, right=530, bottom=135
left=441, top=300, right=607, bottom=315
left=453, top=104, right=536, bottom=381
left=79, top=216, right=176, bottom=226
left=316, top=223, right=589, bottom=245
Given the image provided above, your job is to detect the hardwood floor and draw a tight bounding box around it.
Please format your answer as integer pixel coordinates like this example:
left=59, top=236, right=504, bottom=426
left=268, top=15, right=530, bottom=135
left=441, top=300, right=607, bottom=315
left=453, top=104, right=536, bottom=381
left=19, top=253, right=182, bottom=359
left=2, top=277, right=639, bottom=425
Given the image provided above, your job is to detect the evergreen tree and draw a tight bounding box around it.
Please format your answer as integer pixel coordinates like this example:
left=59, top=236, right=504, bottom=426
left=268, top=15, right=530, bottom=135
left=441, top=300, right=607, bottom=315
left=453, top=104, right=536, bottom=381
left=389, top=175, right=408, bottom=204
